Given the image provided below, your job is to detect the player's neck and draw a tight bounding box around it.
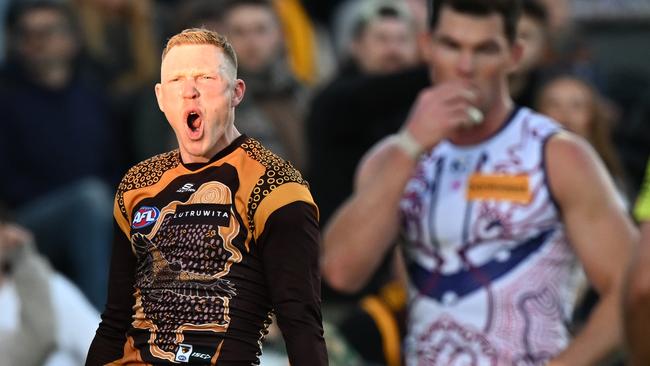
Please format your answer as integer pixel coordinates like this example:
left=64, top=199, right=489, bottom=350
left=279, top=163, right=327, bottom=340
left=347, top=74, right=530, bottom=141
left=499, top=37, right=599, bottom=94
left=448, top=97, right=515, bottom=146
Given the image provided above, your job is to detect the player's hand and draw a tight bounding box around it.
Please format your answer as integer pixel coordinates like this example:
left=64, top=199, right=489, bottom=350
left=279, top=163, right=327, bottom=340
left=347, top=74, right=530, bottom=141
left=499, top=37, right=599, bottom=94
left=403, top=81, right=480, bottom=150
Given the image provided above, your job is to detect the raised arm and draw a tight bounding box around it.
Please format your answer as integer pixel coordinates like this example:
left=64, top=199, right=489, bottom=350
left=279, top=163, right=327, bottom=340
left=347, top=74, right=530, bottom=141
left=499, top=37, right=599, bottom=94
left=321, top=82, right=476, bottom=293
left=545, top=133, right=638, bottom=366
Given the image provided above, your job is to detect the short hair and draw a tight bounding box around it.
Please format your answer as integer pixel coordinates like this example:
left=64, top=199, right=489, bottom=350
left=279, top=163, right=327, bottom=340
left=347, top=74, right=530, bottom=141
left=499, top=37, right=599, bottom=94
left=521, top=0, right=549, bottom=27
left=428, top=0, right=522, bottom=44
left=351, top=1, right=415, bottom=40
left=161, top=28, right=238, bottom=70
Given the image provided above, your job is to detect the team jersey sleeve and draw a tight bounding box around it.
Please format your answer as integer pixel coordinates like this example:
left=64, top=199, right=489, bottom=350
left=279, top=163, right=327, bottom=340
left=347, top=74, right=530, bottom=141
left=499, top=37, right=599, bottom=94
left=634, top=159, right=650, bottom=221
left=85, top=221, right=137, bottom=366
left=258, top=201, right=328, bottom=365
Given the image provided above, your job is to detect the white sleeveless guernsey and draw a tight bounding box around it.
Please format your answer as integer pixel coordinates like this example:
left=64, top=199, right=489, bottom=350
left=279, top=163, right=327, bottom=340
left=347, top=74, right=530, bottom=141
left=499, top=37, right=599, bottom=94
left=400, top=107, right=581, bottom=366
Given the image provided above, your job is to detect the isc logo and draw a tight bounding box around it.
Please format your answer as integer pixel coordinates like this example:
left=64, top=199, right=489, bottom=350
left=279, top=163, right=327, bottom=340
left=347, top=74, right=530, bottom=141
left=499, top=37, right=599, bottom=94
left=132, top=206, right=159, bottom=229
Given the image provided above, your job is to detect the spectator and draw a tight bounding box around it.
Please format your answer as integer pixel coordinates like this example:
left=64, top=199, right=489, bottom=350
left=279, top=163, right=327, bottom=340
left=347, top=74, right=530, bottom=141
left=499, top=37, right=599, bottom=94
left=223, top=0, right=310, bottom=170
left=537, top=75, right=628, bottom=196
left=272, top=0, right=335, bottom=85
left=510, top=0, right=550, bottom=108
left=0, top=0, right=117, bottom=308
left=73, top=0, right=159, bottom=97
left=0, top=204, right=99, bottom=366
left=306, top=2, right=424, bottom=361
left=308, top=0, right=423, bottom=228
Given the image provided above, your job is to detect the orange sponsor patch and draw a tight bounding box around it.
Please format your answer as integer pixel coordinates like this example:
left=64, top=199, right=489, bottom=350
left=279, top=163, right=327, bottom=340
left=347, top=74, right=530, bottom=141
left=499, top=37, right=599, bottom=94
left=466, top=174, right=531, bottom=204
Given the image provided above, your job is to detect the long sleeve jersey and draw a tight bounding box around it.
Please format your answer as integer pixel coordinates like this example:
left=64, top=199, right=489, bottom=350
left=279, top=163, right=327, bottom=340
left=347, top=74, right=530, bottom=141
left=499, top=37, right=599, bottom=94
left=86, top=135, right=327, bottom=365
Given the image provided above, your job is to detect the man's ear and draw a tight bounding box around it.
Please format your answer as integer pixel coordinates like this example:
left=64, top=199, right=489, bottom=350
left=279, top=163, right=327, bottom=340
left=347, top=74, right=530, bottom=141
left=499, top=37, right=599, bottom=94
left=154, top=83, right=165, bottom=112
left=231, top=79, right=246, bottom=107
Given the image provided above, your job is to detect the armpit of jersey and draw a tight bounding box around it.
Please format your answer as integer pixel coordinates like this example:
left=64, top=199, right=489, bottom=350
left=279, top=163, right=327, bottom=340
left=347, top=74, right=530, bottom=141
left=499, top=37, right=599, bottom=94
left=241, top=138, right=317, bottom=239
left=114, top=150, right=181, bottom=235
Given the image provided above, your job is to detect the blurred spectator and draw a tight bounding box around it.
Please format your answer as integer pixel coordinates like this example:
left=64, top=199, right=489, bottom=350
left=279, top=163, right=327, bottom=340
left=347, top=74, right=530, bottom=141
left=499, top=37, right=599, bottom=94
left=272, top=0, right=335, bottom=85
left=537, top=75, right=628, bottom=195
left=306, top=2, right=425, bottom=353
left=510, top=0, right=550, bottom=108
left=73, top=0, right=158, bottom=97
left=333, top=0, right=417, bottom=62
left=72, top=0, right=163, bottom=166
left=0, top=204, right=99, bottom=366
left=0, top=0, right=117, bottom=308
left=308, top=0, right=423, bottom=231
left=538, top=0, right=571, bottom=35
left=173, top=0, right=227, bottom=35
left=222, top=0, right=310, bottom=170
left=347, top=0, right=419, bottom=74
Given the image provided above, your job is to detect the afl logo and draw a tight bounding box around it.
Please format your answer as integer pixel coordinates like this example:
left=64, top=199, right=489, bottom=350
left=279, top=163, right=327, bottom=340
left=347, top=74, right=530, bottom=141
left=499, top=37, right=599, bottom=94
left=132, top=206, right=159, bottom=229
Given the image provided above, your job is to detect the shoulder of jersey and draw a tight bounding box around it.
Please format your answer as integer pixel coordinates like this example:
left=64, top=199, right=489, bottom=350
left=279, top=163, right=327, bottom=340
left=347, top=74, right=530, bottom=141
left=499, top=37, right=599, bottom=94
left=115, top=150, right=181, bottom=220
left=240, top=137, right=308, bottom=189
left=239, top=138, right=313, bottom=237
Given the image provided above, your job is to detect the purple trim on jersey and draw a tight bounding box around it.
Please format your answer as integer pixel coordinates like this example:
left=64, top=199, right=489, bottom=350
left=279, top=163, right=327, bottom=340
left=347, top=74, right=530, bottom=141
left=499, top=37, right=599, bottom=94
left=426, top=158, right=446, bottom=250
left=541, top=130, right=563, bottom=216
left=408, top=228, right=554, bottom=301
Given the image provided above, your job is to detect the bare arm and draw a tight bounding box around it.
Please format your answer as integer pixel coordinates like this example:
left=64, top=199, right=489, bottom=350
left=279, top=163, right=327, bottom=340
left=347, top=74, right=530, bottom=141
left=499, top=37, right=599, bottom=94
left=321, top=83, right=477, bottom=293
left=545, top=133, right=638, bottom=366
left=321, top=139, right=421, bottom=292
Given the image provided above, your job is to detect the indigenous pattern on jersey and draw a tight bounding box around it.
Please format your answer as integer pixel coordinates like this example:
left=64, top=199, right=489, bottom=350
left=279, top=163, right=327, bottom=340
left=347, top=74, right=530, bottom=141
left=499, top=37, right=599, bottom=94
left=110, top=135, right=317, bottom=365
left=400, top=107, right=581, bottom=366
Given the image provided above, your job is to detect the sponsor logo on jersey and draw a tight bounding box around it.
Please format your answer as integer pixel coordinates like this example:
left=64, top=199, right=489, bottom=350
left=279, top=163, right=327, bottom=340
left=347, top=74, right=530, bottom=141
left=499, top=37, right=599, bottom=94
left=132, top=206, right=160, bottom=229
left=173, top=204, right=231, bottom=226
left=466, top=174, right=531, bottom=204
left=175, top=344, right=193, bottom=363
left=191, top=351, right=212, bottom=360
left=176, top=183, right=196, bottom=193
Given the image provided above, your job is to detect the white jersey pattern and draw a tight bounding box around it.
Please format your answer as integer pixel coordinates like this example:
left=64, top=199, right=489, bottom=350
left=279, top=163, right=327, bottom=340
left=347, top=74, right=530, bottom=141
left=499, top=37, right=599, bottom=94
left=400, top=107, right=581, bottom=366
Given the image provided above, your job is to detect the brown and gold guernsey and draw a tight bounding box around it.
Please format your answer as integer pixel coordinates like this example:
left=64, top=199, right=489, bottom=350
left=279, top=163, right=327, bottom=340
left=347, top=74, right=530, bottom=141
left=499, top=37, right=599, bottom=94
left=87, top=135, right=327, bottom=366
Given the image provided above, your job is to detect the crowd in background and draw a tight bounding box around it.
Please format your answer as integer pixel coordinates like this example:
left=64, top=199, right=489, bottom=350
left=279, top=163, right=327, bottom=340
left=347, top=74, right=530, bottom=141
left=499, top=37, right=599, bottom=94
left=0, top=0, right=649, bottom=365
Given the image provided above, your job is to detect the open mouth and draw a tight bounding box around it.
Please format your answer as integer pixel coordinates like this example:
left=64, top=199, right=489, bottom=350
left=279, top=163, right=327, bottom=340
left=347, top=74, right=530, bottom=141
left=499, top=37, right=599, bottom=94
left=184, top=109, right=204, bottom=140
left=187, top=111, right=200, bottom=132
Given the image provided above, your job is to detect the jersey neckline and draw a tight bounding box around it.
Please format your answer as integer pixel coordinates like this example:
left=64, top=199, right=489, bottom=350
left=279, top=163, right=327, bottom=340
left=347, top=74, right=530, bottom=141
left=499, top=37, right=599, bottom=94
left=180, top=134, right=249, bottom=171
left=441, top=105, right=522, bottom=152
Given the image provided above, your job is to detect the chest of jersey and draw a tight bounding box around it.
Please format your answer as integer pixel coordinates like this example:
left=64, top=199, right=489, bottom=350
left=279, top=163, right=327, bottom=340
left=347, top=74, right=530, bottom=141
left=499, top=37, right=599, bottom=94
left=400, top=108, right=561, bottom=275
